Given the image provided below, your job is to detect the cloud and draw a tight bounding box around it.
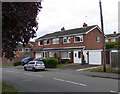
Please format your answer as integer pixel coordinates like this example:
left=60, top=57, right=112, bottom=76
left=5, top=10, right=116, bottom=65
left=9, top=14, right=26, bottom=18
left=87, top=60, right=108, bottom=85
left=30, top=0, right=119, bottom=41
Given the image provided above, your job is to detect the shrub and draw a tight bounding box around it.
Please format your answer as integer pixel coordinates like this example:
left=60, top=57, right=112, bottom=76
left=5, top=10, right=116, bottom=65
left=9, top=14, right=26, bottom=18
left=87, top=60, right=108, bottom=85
left=42, top=57, right=58, bottom=68
left=13, top=61, right=21, bottom=66
left=60, top=59, right=69, bottom=64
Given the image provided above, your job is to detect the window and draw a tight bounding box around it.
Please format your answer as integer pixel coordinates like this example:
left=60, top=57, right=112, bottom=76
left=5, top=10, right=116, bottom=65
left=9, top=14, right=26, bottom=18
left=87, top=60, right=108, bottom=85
left=75, top=35, right=83, bottom=42
left=38, top=41, right=43, bottom=46
left=49, top=52, right=55, bottom=57
left=111, top=38, right=115, bottom=42
left=105, top=39, right=108, bottom=42
left=43, top=52, right=47, bottom=58
left=25, top=48, right=30, bottom=52
left=19, top=48, right=24, bottom=52
left=96, top=36, right=100, bottom=42
left=78, top=51, right=81, bottom=58
left=44, top=39, right=50, bottom=45
left=63, top=36, right=71, bottom=43
left=61, top=51, right=71, bottom=59
left=53, top=38, right=59, bottom=44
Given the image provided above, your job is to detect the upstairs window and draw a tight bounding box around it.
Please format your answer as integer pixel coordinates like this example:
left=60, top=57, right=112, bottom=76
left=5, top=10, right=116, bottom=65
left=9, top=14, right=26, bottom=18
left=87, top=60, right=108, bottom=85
left=38, top=41, right=43, bottom=46
left=75, top=35, right=83, bottom=43
left=63, top=36, right=71, bottom=43
left=96, top=36, right=100, bottom=42
left=53, top=38, right=59, bottom=44
left=44, top=39, right=50, bottom=45
left=111, top=38, right=116, bottom=42
left=19, top=48, right=24, bottom=52
left=25, top=48, right=30, bottom=52
left=105, top=39, right=108, bottom=42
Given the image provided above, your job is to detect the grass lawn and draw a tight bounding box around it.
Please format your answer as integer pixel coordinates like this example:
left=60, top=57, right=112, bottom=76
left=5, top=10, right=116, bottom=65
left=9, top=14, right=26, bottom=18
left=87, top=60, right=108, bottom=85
left=56, top=63, right=69, bottom=68
left=90, top=65, right=120, bottom=74
left=0, top=64, right=13, bottom=66
left=2, top=81, right=21, bottom=94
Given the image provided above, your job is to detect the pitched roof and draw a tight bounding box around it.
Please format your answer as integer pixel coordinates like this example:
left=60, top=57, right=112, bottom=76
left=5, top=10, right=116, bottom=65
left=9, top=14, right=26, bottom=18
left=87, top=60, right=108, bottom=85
left=29, top=41, right=36, bottom=47
left=36, top=25, right=98, bottom=40
left=106, top=33, right=120, bottom=38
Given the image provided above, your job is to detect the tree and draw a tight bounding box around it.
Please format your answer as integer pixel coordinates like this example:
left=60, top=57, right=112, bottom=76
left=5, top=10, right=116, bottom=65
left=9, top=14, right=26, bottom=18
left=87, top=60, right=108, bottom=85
left=2, top=2, right=42, bottom=59
left=106, top=41, right=119, bottom=50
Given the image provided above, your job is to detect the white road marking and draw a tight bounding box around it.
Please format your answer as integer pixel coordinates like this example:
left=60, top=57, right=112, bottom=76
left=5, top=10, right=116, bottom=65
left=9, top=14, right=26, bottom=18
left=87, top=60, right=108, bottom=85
left=5, top=70, right=19, bottom=74
left=110, top=90, right=120, bottom=94
left=54, top=78, right=87, bottom=87
left=24, top=73, right=43, bottom=77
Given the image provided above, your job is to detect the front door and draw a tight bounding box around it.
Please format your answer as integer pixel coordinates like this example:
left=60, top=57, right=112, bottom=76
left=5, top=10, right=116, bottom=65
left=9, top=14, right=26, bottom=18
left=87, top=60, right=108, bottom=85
left=74, top=50, right=82, bottom=63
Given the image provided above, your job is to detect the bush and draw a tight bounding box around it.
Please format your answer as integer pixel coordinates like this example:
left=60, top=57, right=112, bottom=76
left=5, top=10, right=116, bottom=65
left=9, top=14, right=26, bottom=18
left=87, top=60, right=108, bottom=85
left=60, top=59, right=69, bottom=64
left=42, top=57, right=58, bottom=68
left=14, top=61, right=21, bottom=66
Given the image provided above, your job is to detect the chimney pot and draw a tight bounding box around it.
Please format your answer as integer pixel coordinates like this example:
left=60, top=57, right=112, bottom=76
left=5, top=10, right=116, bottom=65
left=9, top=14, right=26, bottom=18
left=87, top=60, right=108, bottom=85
left=114, top=31, right=116, bottom=34
left=61, top=27, right=65, bottom=31
left=83, top=23, right=87, bottom=27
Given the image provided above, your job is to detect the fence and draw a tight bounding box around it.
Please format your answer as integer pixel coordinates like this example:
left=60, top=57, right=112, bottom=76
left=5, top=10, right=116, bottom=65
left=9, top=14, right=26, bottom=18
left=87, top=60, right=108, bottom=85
left=110, top=50, right=120, bottom=68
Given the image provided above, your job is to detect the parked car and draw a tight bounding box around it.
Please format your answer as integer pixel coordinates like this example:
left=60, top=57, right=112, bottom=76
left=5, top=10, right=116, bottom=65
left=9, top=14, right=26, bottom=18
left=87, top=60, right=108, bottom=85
left=21, top=57, right=34, bottom=65
left=33, top=58, right=43, bottom=61
left=24, top=61, right=45, bottom=71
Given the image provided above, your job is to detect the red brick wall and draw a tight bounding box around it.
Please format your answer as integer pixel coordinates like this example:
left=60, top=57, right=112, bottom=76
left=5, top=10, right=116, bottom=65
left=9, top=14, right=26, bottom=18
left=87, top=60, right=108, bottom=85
left=2, top=57, right=25, bottom=64
left=35, top=28, right=103, bottom=50
left=84, top=28, right=103, bottom=50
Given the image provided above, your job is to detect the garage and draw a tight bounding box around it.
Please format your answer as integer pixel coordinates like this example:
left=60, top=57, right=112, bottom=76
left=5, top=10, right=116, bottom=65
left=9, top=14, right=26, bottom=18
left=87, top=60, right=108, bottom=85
left=35, top=52, right=42, bottom=58
left=89, top=51, right=102, bottom=65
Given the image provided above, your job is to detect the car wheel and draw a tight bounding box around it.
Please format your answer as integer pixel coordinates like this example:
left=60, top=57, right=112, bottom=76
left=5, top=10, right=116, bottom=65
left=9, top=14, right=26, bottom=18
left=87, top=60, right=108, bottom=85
left=32, top=67, right=36, bottom=72
left=24, top=67, right=27, bottom=71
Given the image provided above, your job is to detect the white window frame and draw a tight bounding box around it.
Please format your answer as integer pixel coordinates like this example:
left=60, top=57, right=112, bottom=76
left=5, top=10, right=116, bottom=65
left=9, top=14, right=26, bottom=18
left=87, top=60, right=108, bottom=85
left=53, top=38, right=59, bottom=44
left=38, top=41, right=43, bottom=46
left=19, top=48, right=24, bottom=52
left=105, top=39, right=108, bottom=42
left=74, top=35, right=83, bottom=43
left=61, top=51, right=71, bottom=59
left=49, top=52, right=55, bottom=57
left=111, top=38, right=116, bottom=42
left=63, top=36, right=71, bottom=44
left=25, top=48, right=30, bottom=52
left=44, top=39, right=50, bottom=45
left=43, top=51, right=47, bottom=58
left=96, top=36, right=100, bottom=42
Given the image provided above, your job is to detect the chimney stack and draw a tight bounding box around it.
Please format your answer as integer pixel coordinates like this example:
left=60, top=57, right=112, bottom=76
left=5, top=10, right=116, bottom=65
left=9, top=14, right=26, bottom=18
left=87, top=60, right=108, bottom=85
left=113, top=31, right=116, bottom=34
left=83, top=23, right=87, bottom=27
left=61, top=27, right=65, bottom=31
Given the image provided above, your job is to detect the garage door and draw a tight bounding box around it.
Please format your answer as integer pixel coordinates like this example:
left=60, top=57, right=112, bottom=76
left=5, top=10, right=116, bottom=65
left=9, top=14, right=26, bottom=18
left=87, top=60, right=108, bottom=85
left=35, top=53, right=42, bottom=58
left=89, top=51, right=101, bottom=65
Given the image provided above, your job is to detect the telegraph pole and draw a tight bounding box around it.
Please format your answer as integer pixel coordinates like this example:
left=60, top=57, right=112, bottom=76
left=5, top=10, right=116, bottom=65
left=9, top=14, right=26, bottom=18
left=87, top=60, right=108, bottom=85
left=99, top=0, right=106, bottom=72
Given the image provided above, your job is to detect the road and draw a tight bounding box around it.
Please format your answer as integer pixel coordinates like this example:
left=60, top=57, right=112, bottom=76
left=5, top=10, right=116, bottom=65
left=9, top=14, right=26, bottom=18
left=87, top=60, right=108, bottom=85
left=2, top=67, right=119, bottom=93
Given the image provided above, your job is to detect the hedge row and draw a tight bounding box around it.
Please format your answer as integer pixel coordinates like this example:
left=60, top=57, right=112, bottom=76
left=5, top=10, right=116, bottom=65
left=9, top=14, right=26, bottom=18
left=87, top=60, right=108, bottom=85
left=14, top=61, right=21, bottom=66
left=42, top=57, right=58, bottom=68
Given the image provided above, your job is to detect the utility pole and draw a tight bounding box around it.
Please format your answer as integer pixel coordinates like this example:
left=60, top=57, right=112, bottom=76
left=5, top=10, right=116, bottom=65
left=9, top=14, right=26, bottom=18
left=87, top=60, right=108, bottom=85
left=99, top=0, right=106, bottom=72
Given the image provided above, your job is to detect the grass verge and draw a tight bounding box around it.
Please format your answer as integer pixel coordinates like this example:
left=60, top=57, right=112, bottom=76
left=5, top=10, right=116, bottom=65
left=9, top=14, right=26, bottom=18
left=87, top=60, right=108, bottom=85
left=0, top=64, right=13, bottom=66
left=56, top=63, right=69, bottom=68
left=90, top=65, right=120, bottom=74
left=2, top=81, right=20, bottom=94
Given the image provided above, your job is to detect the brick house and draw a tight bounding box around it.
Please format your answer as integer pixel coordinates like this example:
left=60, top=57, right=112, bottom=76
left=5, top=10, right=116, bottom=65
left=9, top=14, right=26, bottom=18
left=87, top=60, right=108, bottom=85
left=105, top=32, right=120, bottom=42
left=33, top=24, right=104, bottom=65
left=14, top=42, right=35, bottom=57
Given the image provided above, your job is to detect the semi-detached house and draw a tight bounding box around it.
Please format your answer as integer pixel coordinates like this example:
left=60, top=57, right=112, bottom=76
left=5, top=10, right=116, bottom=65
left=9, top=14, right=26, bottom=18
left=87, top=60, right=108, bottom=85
left=33, top=24, right=104, bottom=65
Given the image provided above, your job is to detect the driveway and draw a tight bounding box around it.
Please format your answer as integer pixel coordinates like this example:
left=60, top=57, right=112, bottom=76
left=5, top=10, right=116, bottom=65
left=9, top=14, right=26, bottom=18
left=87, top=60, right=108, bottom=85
left=57, top=63, right=100, bottom=71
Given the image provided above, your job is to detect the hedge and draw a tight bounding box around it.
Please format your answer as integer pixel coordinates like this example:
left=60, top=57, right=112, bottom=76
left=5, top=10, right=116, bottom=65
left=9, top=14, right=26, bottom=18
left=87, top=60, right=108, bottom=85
left=14, top=61, right=21, bottom=66
left=42, top=57, right=58, bottom=68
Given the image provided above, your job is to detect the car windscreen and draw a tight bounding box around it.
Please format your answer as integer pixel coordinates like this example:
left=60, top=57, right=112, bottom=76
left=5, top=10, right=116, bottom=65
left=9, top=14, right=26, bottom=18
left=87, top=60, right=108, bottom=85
left=36, top=62, right=44, bottom=64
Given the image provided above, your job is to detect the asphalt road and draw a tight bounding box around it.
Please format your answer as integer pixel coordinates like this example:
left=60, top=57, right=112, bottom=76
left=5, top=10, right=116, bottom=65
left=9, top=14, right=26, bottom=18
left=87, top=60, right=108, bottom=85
left=2, top=67, right=119, bottom=93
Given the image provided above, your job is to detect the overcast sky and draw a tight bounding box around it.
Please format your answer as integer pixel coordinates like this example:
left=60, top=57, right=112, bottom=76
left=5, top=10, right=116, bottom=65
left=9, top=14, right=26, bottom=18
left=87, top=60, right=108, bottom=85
left=31, top=0, right=119, bottom=41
